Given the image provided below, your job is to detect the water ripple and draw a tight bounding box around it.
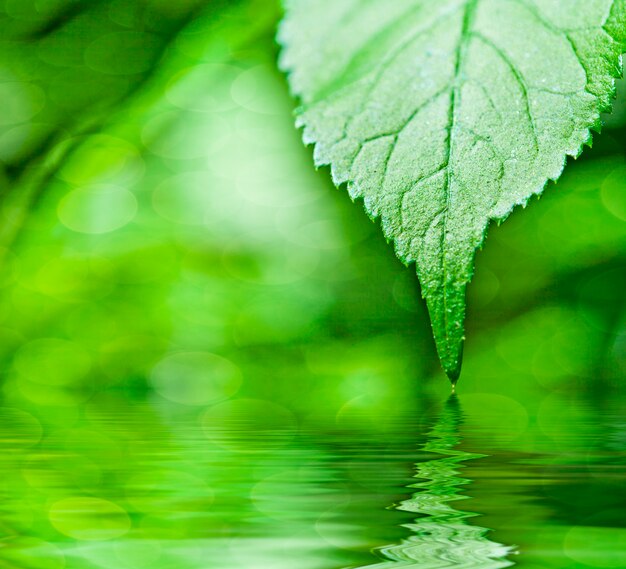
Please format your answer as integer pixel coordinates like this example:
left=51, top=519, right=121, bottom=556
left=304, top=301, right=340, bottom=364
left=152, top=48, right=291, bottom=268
left=358, top=396, right=515, bottom=569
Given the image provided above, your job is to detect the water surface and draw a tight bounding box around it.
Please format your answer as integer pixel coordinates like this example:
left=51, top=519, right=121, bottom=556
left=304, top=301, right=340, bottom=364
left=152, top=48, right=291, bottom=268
left=0, top=391, right=624, bottom=568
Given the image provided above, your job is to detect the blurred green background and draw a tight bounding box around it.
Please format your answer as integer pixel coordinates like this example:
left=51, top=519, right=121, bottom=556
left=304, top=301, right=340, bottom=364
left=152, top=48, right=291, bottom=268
left=0, top=1, right=624, bottom=568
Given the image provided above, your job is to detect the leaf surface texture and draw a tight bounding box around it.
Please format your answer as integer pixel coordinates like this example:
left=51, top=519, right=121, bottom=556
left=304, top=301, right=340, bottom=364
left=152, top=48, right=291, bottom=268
left=279, top=0, right=626, bottom=380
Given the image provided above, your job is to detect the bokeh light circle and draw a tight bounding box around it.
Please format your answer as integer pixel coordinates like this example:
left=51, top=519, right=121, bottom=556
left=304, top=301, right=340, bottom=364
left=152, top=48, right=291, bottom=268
left=58, top=184, right=137, bottom=234
left=0, top=78, right=45, bottom=126
left=166, top=64, right=241, bottom=112
left=152, top=171, right=225, bottom=225
left=49, top=497, right=131, bottom=541
left=230, top=64, right=288, bottom=114
left=564, top=522, right=626, bottom=568
left=600, top=165, right=626, bottom=221
left=142, top=110, right=231, bottom=160
left=150, top=351, right=242, bottom=406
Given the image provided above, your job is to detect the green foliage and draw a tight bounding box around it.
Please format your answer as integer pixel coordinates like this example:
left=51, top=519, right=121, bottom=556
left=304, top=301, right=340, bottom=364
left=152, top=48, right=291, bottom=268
left=279, top=0, right=626, bottom=381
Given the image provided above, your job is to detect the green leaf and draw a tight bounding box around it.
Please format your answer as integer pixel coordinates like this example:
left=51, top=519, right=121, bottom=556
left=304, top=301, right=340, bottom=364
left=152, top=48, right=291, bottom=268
left=278, top=0, right=626, bottom=382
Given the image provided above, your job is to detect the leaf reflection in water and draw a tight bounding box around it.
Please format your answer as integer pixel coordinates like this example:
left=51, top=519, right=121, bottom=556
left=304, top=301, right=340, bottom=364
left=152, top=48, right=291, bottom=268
left=360, top=396, right=515, bottom=569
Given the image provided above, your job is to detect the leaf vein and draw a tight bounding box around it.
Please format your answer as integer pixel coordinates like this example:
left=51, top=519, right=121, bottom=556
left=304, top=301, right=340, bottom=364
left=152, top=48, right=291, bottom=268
left=471, top=31, right=540, bottom=156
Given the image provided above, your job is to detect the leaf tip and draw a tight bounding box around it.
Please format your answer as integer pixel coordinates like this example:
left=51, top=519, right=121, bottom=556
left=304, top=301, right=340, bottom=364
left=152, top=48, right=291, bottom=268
left=444, top=352, right=463, bottom=386
left=433, top=321, right=464, bottom=384
left=426, top=287, right=466, bottom=385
